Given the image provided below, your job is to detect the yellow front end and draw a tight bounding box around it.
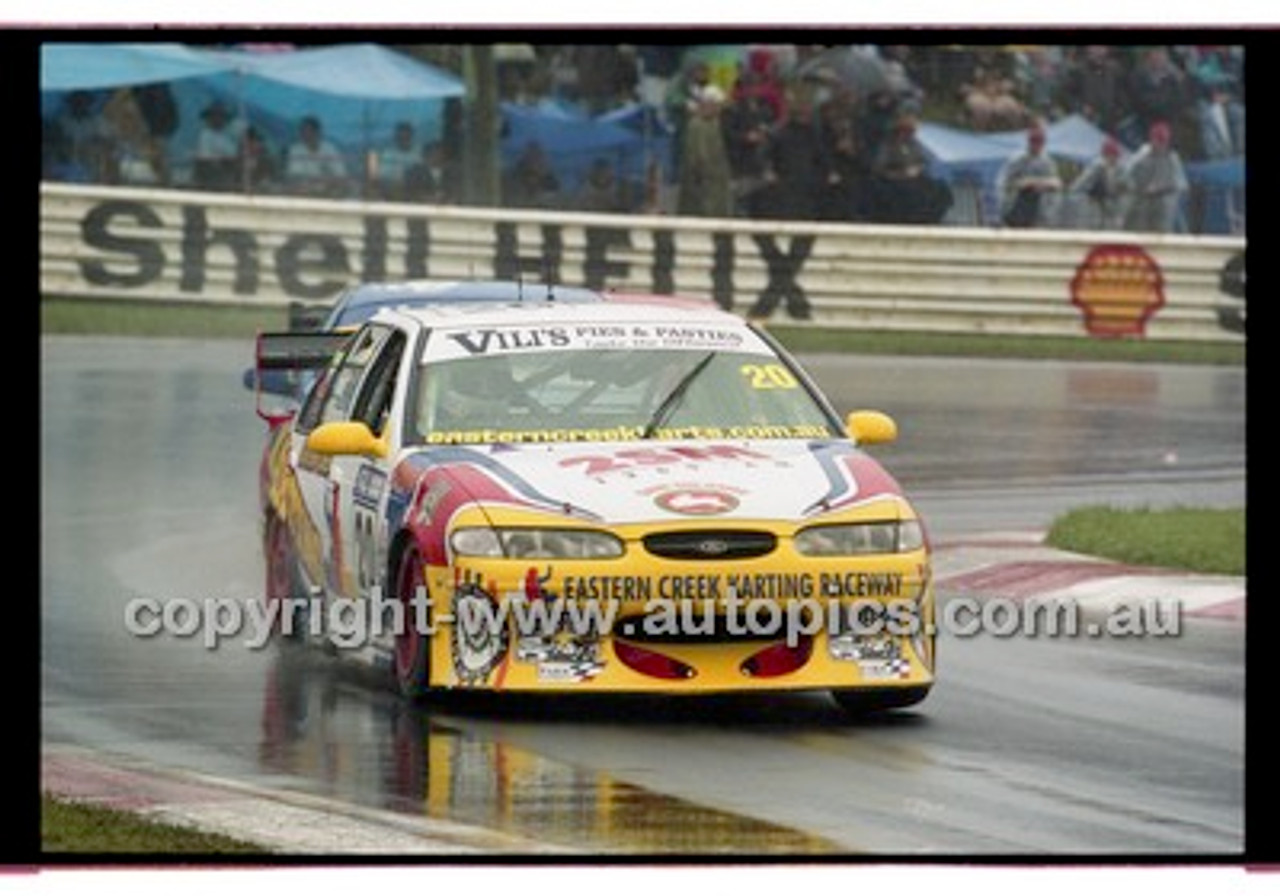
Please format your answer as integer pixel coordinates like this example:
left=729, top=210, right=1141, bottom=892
left=422, top=503, right=936, bottom=695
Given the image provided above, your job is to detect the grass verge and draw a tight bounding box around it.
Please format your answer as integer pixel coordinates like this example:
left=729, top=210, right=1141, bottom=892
left=42, top=793, right=267, bottom=855
left=41, top=297, right=287, bottom=339
left=765, top=324, right=1245, bottom=366
left=40, top=297, right=1244, bottom=366
left=1044, top=506, right=1245, bottom=576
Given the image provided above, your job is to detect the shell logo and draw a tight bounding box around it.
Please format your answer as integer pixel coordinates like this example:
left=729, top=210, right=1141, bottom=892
left=1070, top=245, right=1166, bottom=338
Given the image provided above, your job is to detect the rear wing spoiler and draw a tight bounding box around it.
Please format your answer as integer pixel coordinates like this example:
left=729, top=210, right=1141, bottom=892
left=257, top=330, right=352, bottom=372
left=251, top=330, right=352, bottom=424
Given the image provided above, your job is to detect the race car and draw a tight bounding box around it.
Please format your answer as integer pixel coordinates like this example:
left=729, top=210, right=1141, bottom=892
left=248, top=279, right=609, bottom=407
left=257, top=294, right=935, bottom=714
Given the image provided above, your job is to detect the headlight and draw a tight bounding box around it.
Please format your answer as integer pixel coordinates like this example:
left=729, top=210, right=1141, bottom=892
left=449, top=527, right=625, bottom=559
left=793, top=520, right=924, bottom=556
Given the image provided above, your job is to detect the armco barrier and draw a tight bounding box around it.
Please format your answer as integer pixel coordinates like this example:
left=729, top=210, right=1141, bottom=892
left=40, top=182, right=1246, bottom=343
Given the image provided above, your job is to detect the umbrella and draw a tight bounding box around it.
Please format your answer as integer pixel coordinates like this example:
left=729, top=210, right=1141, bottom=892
left=683, top=45, right=749, bottom=92
left=795, top=45, right=891, bottom=96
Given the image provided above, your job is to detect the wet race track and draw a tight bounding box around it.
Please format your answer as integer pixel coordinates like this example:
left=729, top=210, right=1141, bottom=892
left=40, top=335, right=1246, bottom=855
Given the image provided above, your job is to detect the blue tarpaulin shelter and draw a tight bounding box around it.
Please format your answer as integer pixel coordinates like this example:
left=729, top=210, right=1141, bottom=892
left=202, top=43, right=465, bottom=150
left=1186, top=156, right=1244, bottom=187
left=40, top=42, right=236, bottom=92
left=1185, top=156, right=1245, bottom=234
left=500, top=100, right=673, bottom=197
left=42, top=42, right=466, bottom=186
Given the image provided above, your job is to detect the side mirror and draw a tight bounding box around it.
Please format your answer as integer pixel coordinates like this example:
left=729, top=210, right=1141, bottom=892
left=305, top=421, right=388, bottom=458
left=846, top=410, right=897, bottom=445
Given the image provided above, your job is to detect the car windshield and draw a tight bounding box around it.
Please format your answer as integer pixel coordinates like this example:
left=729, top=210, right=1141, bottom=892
left=411, top=348, right=839, bottom=445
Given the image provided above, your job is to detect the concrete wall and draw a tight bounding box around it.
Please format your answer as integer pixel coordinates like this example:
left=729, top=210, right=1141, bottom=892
left=41, top=182, right=1246, bottom=342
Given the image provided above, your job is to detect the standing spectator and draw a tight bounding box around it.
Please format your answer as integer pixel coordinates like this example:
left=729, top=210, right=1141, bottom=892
left=996, top=123, right=1063, bottom=228
left=744, top=94, right=829, bottom=321
left=665, top=56, right=714, bottom=114
left=747, top=90, right=834, bottom=320
left=1126, top=47, right=1193, bottom=149
left=732, top=48, right=787, bottom=125
left=1196, top=81, right=1244, bottom=160
left=192, top=100, right=240, bottom=192
left=1069, top=137, right=1131, bottom=231
left=664, top=58, right=713, bottom=175
left=723, top=77, right=778, bottom=216
left=867, top=110, right=951, bottom=225
left=817, top=86, right=870, bottom=222
left=1060, top=45, right=1128, bottom=134
left=677, top=85, right=734, bottom=219
left=284, top=115, right=350, bottom=198
left=1190, top=47, right=1244, bottom=160
left=372, top=121, right=419, bottom=200
left=1123, top=121, right=1189, bottom=233
left=724, top=48, right=788, bottom=212
left=503, top=141, right=561, bottom=209
left=752, top=94, right=826, bottom=222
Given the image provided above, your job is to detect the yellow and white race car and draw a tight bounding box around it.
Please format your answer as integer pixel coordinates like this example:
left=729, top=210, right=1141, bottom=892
left=258, top=292, right=935, bottom=714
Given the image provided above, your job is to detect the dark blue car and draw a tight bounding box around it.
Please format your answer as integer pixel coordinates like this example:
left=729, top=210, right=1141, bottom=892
left=295, top=279, right=609, bottom=331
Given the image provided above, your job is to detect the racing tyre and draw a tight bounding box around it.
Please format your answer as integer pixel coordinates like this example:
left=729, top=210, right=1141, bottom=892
left=264, top=513, right=307, bottom=641
left=393, top=545, right=431, bottom=698
left=830, top=685, right=931, bottom=717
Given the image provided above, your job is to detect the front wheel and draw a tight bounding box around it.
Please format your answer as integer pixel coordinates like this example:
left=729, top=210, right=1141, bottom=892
left=830, top=685, right=931, bottom=716
left=392, top=546, right=431, bottom=698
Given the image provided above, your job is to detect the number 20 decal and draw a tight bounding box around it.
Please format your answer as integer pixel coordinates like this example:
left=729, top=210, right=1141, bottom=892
left=740, top=363, right=798, bottom=389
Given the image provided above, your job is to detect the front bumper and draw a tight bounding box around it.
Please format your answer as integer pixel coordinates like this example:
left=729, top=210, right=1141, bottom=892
left=422, top=548, right=936, bottom=693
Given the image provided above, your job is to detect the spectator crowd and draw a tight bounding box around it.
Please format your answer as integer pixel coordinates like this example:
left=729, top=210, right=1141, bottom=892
left=42, top=43, right=1244, bottom=235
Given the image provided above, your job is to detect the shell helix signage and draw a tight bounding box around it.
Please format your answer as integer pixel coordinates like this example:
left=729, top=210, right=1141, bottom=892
left=1070, top=244, right=1166, bottom=338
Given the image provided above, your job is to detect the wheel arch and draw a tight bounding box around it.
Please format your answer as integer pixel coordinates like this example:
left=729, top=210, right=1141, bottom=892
left=386, top=527, right=419, bottom=593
